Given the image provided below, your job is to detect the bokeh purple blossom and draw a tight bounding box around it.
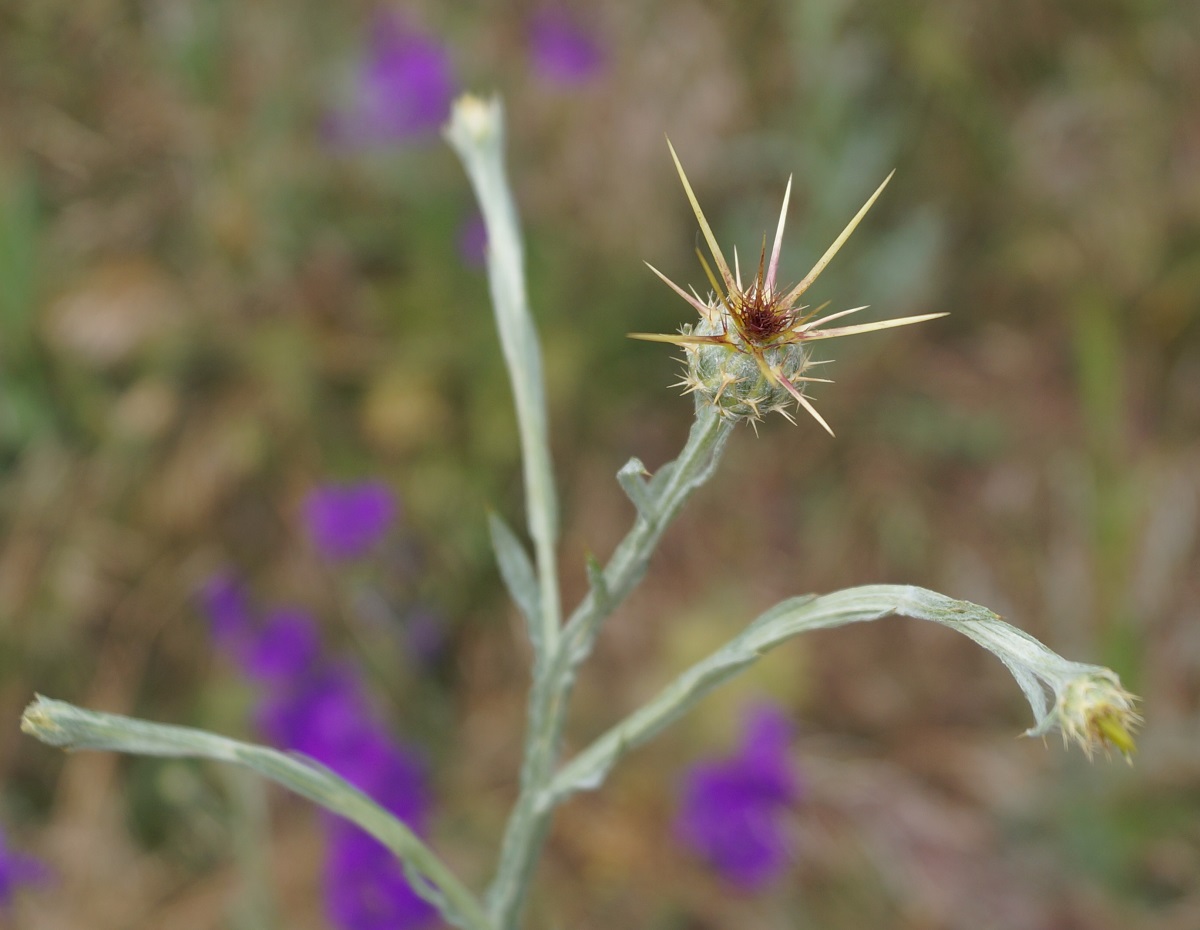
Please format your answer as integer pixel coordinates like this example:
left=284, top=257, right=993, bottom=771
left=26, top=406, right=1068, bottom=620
left=674, top=703, right=803, bottom=889
left=199, top=573, right=437, bottom=930
left=303, top=480, right=398, bottom=561
left=0, top=827, right=47, bottom=910
left=528, top=9, right=604, bottom=85
left=200, top=570, right=257, bottom=660
left=325, top=13, right=455, bottom=149
left=246, top=607, right=322, bottom=683
left=326, top=818, right=435, bottom=930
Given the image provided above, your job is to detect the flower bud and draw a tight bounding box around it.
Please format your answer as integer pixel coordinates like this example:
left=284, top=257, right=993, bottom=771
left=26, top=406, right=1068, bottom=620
left=1054, top=670, right=1140, bottom=760
left=632, top=142, right=947, bottom=434
left=679, top=315, right=812, bottom=424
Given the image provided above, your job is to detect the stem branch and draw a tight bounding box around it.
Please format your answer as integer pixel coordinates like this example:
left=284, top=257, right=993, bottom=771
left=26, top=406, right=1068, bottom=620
left=485, top=407, right=732, bottom=928
left=21, top=696, right=491, bottom=930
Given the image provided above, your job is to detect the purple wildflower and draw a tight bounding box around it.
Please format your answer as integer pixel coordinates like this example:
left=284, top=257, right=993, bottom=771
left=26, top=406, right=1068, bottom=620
left=199, top=571, right=256, bottom=661
left=0, top=828, right=47, bottom=910
left=528, top=9, right=604, bottom=85
left=255, top=662, right=376, bottom=769
left=259, top=669, right=437, bottom=930
left=338, top=730, right=432, bottom=829
left=198, top=569, right=437, bottom=929
left=674, top=702, right=803, bottom=889
left=326, top=819, right=438, bottom=930
left=303, top=481, right=398, bottom=562
left=244, top=607, right=322, bottom=684
left=319, top=726, right=435, bottom=929
left=326, top=13, right=455, bottom=149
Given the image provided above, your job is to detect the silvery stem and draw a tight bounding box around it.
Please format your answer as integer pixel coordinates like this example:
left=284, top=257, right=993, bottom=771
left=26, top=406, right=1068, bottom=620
left=485, top=406, right=732, bottom=929
left=546, top=584, right=1135, bottom=804
left=21, top=696, right=492, bottom=930
left=444, top=95, right=561, bottom=658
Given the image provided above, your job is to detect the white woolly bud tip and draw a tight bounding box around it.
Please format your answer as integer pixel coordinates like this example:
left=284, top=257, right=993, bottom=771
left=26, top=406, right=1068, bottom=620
left=1052, top=671, right=1141, bottom=760
left=447, top=93, right=499, bottom=144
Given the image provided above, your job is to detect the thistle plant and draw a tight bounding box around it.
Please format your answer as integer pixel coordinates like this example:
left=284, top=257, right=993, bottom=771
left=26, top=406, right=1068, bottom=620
left=21, top=95, right=1140, bottom=930
left=632, top=142, right=945, bottom=433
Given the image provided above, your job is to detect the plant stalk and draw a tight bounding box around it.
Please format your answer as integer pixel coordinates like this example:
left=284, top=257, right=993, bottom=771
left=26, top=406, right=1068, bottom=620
left=21, top=696, right=492, bottom=930
left=485, top=407, right=732, bottom=928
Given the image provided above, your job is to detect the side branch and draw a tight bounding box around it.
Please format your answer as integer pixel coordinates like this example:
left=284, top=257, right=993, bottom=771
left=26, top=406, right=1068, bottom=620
left=544, top=585, right=1138, bottom=807
left=21, top=696, right=492, bottom=930
left=483, top=406, right=734, bottom=929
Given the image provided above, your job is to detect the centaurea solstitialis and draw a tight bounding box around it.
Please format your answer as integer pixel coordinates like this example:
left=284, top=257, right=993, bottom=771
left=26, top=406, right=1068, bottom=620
left=20, top=97, right=1141, bottom=930
left=632, top=141, right=946, bottom=433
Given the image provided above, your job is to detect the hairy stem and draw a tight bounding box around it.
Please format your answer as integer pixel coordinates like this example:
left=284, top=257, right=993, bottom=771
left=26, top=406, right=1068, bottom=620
left=485, top=407, right=732, bottom=929
left=21, top=697, right=492, bottom=930
left=445, top=95, right=561, bottom=656
left=545, top=584, right=1131, bottom=804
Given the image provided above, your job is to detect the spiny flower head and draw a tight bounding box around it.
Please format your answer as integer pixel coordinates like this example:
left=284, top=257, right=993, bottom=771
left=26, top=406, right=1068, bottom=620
left=632, top=141, right=946, bottom=434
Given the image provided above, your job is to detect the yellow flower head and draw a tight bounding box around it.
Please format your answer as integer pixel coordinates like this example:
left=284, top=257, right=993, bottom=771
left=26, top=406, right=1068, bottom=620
left=632, top=141, right=946, bottom=434
left=1055, top=671, right=1141, bottom=761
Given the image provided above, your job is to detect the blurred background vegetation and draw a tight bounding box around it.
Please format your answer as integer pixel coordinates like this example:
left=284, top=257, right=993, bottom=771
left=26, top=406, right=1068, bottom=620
left=2, top=0, right=1199, bottom=927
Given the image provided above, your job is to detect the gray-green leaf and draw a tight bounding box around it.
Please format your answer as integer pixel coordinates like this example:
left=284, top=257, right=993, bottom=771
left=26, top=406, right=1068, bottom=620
left=489, top=511, right=543, bottom=656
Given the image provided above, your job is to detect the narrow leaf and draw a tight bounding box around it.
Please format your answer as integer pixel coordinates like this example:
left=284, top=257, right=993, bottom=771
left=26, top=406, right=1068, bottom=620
left=616, top=457, right=653, bottom=519
left=446, top=95, right=561, bottom=653
left=584, top=554, right=611, bottom=617
left=488, top=512, right=543, bottom=656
